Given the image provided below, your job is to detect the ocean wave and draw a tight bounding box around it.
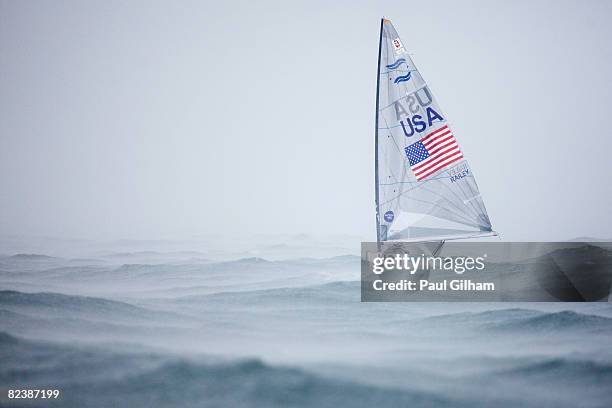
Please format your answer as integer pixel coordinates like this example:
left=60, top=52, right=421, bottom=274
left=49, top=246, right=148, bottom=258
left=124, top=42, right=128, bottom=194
left=422, top=308, right=542, bottom=326
left=0, top=332, right=465, bottom=408
left=108, top=254, right=358, bottom=273
left=489, top=310, right=612, bottom=332
left=547, top=244, right=612, bottom=260
left=173, top=281, right=361, bottom=306
left=0, top=330, right=20, bottom=346
left=0, top=253, right=66, bottom=272
left=498, top=357, right=612, bottom=379
left=6, top=254, right=58, bottom=260
left=0, top=290, right=188, bottom=324
left=421, top=308, right=612, bottom=334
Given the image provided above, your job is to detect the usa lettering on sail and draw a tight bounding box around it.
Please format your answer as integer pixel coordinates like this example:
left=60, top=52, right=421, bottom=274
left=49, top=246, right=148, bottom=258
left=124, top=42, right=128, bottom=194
left=392, top=87, right=445, bottom=137
left=404, top=125, right=463, bottom=181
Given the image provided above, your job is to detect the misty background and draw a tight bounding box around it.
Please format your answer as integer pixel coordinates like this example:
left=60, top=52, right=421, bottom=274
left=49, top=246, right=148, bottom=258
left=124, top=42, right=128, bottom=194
left=1, top=3, right=612, bottom=406
left=1, top=0, right=611, bottom=241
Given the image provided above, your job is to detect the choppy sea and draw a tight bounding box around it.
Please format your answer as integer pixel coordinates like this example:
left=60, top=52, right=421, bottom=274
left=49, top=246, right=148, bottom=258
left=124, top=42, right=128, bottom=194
left=1, top=235, right=611, bottom=407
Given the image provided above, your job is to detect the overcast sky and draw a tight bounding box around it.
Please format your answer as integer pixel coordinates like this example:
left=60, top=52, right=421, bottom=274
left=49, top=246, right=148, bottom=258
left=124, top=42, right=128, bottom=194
left=1, top=0, right=611, bottom=241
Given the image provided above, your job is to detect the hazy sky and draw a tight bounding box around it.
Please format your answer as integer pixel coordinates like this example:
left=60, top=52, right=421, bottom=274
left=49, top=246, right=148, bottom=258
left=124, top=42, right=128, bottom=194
left=1, top=0, right=611, bottom=241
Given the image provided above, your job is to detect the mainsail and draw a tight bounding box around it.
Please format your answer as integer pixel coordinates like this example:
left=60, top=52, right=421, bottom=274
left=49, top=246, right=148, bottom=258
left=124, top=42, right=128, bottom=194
left=375, top=18, right=494, bottom=243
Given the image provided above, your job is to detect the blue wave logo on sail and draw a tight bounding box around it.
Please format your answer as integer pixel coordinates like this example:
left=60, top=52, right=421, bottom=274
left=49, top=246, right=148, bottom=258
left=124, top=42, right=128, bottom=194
left=385, top=58, right=406, bottom=70
left=393, top=72, right=412, bottom=84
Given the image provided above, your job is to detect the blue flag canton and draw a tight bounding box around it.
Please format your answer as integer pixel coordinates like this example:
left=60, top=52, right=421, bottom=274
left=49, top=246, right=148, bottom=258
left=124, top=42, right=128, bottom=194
left=404, top=141, right=429, bottom=166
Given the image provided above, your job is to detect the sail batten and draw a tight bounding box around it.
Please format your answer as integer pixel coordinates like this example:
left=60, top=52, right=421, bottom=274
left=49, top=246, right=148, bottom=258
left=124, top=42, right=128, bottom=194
left=375, top=19, right=494, bottom=243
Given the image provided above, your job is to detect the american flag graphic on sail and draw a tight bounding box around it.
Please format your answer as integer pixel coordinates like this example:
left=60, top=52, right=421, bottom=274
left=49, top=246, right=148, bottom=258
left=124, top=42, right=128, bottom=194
left=404, top=125, right=463, bottom=181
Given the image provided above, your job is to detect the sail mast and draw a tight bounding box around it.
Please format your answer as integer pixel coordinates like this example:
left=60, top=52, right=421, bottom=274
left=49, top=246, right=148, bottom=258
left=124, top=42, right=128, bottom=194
left=374, top=18, right=384, bottom=247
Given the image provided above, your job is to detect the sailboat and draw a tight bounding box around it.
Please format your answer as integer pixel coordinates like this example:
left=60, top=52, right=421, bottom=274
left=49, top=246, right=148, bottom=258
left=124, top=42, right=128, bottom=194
left=375, top=18, right=496, bottom=247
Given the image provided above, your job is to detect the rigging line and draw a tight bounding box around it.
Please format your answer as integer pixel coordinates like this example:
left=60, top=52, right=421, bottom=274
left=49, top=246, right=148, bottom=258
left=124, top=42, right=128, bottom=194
left=412, top=182, right=487, bottom=228
left=448, top=159, right=488, bottom=222
left=377, top=72, right=402, bottom=184
left=380, top=174, right=474, bottom=185
left=378, top=83, right=428, bottom=112
left=419, top=231, right=496, bottom=242
left=432, top=240, right=445, bottom=257
left=382, top=184, right=484, bottom=228
left=440, top=127, right=488, bottom=219
left=380, top=116, right=459, bottom=130
left=385, top=161, right=402, bottom=184
left=397, top=157, right=410, bottom=210
left=385, top=230, right=495, bottom=243
left=379, top=109, right=416, bottom=200
left=379, top=181, right=484, bottom=228
left=426, top=165, right=487, bottom=225
left=463, top=160, right=490, bottom=219
left=447, top=231, right=496, bottom=241
left=460, top=182, right=488, bottom=225
left=436, top=172, right=489, bottom=226
left=380, top=117, right=398, bottom=147
left=380, top=68, right=416, bottom=75
left=379, top=153, right=402, bottom=185
left=381, top=111, right=406, bottom=158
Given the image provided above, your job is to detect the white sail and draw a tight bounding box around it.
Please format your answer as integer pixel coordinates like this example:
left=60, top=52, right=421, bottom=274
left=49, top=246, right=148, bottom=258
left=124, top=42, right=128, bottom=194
left=375, top=19, right=494, bottom=242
